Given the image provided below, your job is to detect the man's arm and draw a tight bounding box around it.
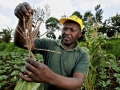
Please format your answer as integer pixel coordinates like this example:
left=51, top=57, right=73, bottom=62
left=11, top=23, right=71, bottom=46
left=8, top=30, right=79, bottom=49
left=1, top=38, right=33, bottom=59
left=20, top=58, right=85, bottom=90
left=14, top=20, right=27, bottom=48
left=14, top=2, right=34, bottom=49
left=51, top=72, right=85, bottom=90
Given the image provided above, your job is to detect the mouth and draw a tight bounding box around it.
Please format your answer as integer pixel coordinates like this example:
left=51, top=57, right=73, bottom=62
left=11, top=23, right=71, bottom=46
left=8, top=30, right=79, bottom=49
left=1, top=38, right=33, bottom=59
left=63, top=36, right=71, bottom=42
left=64, top=37, right=70, bottom=40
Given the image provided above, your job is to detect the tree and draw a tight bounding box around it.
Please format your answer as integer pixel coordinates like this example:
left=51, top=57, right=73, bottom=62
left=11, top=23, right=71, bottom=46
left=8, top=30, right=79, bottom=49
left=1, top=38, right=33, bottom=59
left=33, top=4, right=50, bottom=22
left=61, top=13, right=68, bottom=18
left=82, top=4, right=104, bottom=38
left=0, top=27, right=13, bottom=43
left=58, top=35, right=62, bottom=39
left=93, top=4, right=104, bottom=35
left=110, top=13, right=120, bottom=27
left=45, top=17, right=61, bottom=39
left=83, top=11, right=94, bottom=26
left=32, top=4, right=51, bottom=38
left=94, top=4, right=103, bottom=24
left=46, top=31, right=56, bottom=39
left=71, top=11, right=82, bottom=19
left=109, top=13, right=120, bottom=37
left=98, top=19, right=108, bottom=34
left=83, top=11, right=94, bottom=22
left=100, top=13, right=120, bottom=37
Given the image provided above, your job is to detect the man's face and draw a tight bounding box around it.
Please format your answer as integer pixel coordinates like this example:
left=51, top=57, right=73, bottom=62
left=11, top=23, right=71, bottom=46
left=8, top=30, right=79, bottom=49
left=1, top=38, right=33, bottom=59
left=61, top=21, right=82, bottom=45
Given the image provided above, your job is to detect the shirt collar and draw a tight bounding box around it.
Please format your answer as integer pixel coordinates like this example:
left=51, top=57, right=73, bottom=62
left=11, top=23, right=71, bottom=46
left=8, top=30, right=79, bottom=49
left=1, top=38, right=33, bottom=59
left=55, top=39, right=80, bottom=51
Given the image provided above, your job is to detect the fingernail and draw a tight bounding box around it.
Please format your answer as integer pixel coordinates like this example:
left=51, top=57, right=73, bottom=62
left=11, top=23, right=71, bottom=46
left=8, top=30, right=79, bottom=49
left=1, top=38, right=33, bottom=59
left=26, top=13, right=29, bottom=16
left=28, top=10, right=31, bottom=12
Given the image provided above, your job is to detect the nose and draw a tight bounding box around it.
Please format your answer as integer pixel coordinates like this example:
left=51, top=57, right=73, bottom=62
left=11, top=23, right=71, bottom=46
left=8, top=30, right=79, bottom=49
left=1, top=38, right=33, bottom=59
left=65, top=30, right=70, bottom=35
left=64, top=28, right=71, bottom=34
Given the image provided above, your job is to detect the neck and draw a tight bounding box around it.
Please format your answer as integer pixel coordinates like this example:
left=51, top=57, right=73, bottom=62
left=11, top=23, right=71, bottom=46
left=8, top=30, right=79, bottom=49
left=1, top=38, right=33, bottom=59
left=62, top=42, right=76, bottom=50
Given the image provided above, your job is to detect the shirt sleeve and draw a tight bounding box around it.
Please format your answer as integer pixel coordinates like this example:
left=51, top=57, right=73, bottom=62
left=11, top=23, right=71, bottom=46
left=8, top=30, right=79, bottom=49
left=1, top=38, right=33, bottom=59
left=73, top=49, right=90, bottom=76
left=32, top=38, right=55, bottom=55
left=32, top=38, right=48, bottom=54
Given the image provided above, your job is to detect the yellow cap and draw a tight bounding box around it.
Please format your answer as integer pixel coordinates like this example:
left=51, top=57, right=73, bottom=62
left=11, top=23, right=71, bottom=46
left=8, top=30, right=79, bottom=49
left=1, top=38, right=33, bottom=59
left=59, top=15, right=83, bottom=31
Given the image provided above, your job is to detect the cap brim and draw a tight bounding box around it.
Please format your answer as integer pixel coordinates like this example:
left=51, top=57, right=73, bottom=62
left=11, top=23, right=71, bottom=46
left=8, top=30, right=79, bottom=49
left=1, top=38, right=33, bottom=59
left=59, top=18, right=80, bottom=26
left=59, top=18, right=72, bottom=25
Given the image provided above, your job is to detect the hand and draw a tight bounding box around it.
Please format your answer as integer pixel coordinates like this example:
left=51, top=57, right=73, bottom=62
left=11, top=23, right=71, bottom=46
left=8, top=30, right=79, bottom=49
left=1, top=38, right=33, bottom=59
left=19, top=57, right=55, bottom=83
left=14, top=2, right=34, bottom=20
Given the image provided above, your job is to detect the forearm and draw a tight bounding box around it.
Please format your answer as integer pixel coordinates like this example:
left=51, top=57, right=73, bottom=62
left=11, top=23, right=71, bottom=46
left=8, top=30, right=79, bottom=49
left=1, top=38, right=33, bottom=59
left=20, top=58, right=85, bottom=89
left=50, top=73, right=84, bottom=90
left=14, top=20, right=27, bottom=48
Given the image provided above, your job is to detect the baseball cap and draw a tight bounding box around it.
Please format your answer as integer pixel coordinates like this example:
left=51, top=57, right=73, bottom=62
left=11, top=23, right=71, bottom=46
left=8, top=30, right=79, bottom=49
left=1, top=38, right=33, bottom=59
left=59, top=15, right=83, bottom=31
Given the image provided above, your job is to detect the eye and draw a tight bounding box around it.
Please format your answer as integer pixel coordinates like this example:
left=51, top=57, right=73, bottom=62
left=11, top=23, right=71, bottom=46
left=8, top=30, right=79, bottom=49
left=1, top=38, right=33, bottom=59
left=62, top=27, right=76, bottom=32
left=70, top=28, right=76, bottom=32
left=70, top=28, right=74, bottom=32
left=62, top=27, right=68, bottom=31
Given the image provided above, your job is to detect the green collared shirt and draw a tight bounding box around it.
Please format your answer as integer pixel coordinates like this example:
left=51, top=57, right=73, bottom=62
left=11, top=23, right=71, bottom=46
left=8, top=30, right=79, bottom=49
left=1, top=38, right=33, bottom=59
left=33, top=38, right=90, bottom=90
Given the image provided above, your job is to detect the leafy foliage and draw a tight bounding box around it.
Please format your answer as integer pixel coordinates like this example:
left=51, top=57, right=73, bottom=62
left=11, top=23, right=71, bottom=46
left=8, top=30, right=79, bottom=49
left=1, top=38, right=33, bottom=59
left=0, top=3, right=120, bottom=90
left=94, top=4, right=103, bottom=24
left=45, top=17, right=60, bottom=31
left=98, top=13, right=120, bottom=37
left=45, top=17, right=61, bottom=39
left=79, top=15, right=120, bottom=90
left=0, top=51, right=43, bottom=90
left=33, top=4, right=50, bottom=23
left=71, top=11, right=82, bottom=19
left=83, top=11, right=94, bottom=23
left=0, top=27, right=13, bottom=43
left=0, top=42, right=43, bottom=90
left=0, top=42, right=28, bottom=52
left=102, top=39, right=120, bottom=60
left=0, top=51, right=27, bottom=90
left=32, top=4, right=51, bottom=38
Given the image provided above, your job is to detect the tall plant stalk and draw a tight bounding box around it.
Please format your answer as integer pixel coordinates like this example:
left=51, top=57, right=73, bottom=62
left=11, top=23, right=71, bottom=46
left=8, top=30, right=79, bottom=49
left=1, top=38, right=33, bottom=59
left=79, top=22, right=116, bottom=90
left=15, top=14, right=61, bottom=90
left=17, top=14, right=61, bottom=57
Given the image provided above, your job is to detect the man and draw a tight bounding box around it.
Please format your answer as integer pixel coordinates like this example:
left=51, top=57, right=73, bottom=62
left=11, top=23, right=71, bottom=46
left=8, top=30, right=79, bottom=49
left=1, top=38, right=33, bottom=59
left=14, top=2, right=90, bottom=90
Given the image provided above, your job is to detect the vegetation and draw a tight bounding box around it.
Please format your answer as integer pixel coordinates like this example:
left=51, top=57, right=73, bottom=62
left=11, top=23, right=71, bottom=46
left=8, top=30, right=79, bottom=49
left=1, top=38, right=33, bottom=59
left=0, top=46, right=43, bottom=90
left=0, top=3, right=120, bottom=90
left=0, top=27, right=13, bottom=43
left=0, top=51, right=27, bottom=90
left=79, top=20, right=120, bottom=90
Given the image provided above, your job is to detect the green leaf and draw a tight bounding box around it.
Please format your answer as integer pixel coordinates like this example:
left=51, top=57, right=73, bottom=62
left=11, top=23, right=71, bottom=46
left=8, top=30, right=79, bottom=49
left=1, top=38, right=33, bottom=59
left=31, top=83, right=42, bottom=90
left=14, top=78, right=41, bottom=90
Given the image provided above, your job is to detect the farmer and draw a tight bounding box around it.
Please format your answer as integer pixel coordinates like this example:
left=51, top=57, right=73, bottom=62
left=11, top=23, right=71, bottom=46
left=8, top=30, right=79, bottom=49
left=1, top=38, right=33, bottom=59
left=14, top=2, right=90, bottom=90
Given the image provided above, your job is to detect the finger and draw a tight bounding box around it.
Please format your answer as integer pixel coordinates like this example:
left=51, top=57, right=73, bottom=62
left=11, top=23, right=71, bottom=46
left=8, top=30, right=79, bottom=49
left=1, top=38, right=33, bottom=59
left=24, top=67, right=30, bottom=75
left=17, top=3, right=29, bottom=17
left=24, top=68, right=38, bottom=82
left=17, top=3, right=26, bottom=17
left=14, top=11, right=22, bottom=20
left=17, top=7, right=25, bottom=17
left=24, top=68, right=34, bottom=77
left=23, top=2, right=33, bottom=14
left=18, top=3, right=27, bottom=15
left=31, top=9, right=34, bottom=15
left=26, top=57, right=40, bottom=68
left=19, top=72, right=32, bottom=82
left=14, top=6, right=24, bottom=19
left=25, top=62, right=37, bottom=74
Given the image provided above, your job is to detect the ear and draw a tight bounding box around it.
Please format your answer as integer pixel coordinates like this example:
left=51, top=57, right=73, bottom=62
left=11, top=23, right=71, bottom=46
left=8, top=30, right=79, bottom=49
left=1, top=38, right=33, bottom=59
left=79, top=32, right=82, bottom=37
